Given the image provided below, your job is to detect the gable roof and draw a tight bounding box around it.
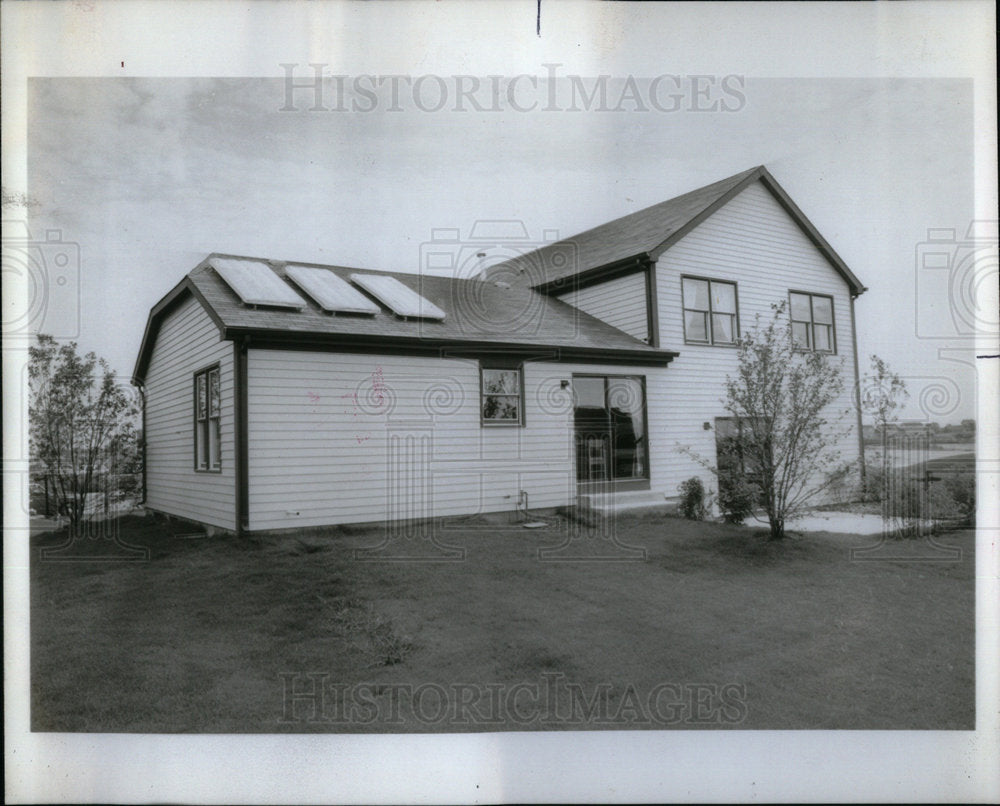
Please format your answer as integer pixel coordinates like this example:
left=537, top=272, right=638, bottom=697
left=132, top=254, right=676, bottom=384
left=486, top=166, right=866, bottom=296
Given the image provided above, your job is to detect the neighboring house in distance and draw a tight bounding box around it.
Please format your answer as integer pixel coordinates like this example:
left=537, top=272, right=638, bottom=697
left=133, top=165, right=867, bottom=534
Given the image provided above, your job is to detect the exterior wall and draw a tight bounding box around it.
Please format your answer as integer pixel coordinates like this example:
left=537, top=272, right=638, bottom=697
left=245, top=349, right=670, bottom=530
left=143, top=296, right=236, bottom=530
left=651, top=179, right=860, bottom=501
left=554, top=270, right=649, bottom=342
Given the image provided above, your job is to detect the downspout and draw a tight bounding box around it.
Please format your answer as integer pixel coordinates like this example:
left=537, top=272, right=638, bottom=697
left=233, top=336, right=250, bottom=535
left=849, top=292, right=866, bottom=487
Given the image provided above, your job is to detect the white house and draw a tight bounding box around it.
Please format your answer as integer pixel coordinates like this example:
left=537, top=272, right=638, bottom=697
left=132, top=166, right=866, bottom=534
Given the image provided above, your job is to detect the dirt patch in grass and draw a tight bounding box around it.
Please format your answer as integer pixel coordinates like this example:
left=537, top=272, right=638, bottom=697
left=30, top=512, right=974, bottom=732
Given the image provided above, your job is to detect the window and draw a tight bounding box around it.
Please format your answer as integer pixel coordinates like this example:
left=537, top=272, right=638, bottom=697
left=194, top=365, right=221, bottom=471
left=789, top=291, right=835, bottom=352
left=682, top=277, right=738, bottom=345
left=481, top=365, right=523, bottom=425
left=715, top=416, right=769, bottom=506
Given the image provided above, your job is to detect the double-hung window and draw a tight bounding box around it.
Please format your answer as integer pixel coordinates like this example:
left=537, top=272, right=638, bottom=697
left=682, top=276, right=738, bottom=345
left=481, top=364, right=524, bottom=426
left=194, top=365, right=221, bottom=471
left=789, top=291, right=835, bottom=352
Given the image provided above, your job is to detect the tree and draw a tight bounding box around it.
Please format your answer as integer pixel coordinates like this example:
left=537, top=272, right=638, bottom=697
left=29, top=335, right=140, bottom=535
left=720, top=303, right=849, bottom=540
left=861, top=354, right=908, bottom=436
left=860, top=354, right=909, bottom=504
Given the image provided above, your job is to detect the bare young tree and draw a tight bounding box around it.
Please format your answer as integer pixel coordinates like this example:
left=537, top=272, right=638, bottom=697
left=29, top=334, right=140, bottom=535
left=859, top=353, right=909, bottom=514
left=722, top=303, right=850, bottom=539
left=861, top=353, right=909, bottom=441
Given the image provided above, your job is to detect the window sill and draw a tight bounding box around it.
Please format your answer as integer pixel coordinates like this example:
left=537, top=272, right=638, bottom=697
left=682, top=339, right=739, bottom=348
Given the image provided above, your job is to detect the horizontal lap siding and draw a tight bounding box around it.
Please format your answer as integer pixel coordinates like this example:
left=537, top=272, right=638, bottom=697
left=246, top=350, right=668, bottom=530
left=653, top=179, right=860, bottom=500
left=554, top=271, right=649, bottom=341
left=143, top=297, right=235, bottom=529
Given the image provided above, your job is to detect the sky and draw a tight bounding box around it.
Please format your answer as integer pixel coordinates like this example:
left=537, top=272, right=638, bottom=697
left=25, top=72, right=978, bottom=422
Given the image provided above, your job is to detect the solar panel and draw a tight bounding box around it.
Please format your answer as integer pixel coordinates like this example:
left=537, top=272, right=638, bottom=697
left=209, top=257, right=306, bottom=309
left=285, top=265, right=381, bottom=315
left=350, top=274, right=446, bottom=320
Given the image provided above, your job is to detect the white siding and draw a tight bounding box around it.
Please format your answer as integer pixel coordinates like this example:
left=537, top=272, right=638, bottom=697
left=245, top=350, right=672, bottom=530
left=652, top=179, right=860, bottom=501
left=555, top=271, right=649, bottom=341
left=143, top=296, right=236, bottom=530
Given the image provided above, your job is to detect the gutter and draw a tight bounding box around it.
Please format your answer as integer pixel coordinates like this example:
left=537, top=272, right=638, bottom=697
left=223, top=328, right=679, bottom=367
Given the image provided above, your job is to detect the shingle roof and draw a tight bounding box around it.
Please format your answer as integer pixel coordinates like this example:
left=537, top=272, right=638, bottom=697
left=133, top=255, right=675, bottom=383
left=486, top=166, right=866, bottom=295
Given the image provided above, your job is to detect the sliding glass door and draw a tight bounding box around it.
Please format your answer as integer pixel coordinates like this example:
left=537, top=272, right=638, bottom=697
left=572, top=375, right=648, bottom=486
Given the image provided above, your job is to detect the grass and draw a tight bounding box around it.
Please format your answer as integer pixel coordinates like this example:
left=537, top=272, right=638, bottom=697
left=30, top=512, right=975, bottom=732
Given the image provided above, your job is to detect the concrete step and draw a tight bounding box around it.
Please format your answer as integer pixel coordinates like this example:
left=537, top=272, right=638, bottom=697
left=578, top=490, right=679, bottom=515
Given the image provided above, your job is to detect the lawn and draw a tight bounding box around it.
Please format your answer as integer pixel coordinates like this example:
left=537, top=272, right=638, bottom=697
left=30, top=511, right=975, bottom=732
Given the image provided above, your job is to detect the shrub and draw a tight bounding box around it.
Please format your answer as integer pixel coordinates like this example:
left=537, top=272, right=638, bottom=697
left=717, top=469, right=758, bottom=524
left=877, top=472, right=975, bottom=535
left=677, top=477, right=708, bottom=520
left=939, top=473, right=975, bottom=525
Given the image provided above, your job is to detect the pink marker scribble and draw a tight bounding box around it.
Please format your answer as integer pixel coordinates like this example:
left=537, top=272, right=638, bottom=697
left=371, top=366, right=386, bottom=407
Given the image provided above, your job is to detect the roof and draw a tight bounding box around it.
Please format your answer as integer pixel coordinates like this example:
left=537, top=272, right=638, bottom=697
left=132, top=254, right=676, bottom=384
left=486, top=166, right=867, bottom=296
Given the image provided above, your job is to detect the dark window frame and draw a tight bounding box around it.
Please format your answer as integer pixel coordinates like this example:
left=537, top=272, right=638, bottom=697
left=572, top=373, right=650, bottom=483
left=681, top=275, right=740, bottom=347
left=787, top=290, right=837, bottom=354
left=480, top=361, right=525, bottom=427
left=714, top=415, right=770, bottom=506
left=193, top=363, right=222, bottom=472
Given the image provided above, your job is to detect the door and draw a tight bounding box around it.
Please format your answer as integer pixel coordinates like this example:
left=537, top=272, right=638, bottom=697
left=572, top=375, right=648, bottom=487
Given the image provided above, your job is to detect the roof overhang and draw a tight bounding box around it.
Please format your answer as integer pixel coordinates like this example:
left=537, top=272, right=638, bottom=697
left=526, top=166, right=867, bottom=298
left=534, top=254, right=651, bottom=296
left=131, top=276, right=226, bottom=385
left=223, top=327, right=679, bottom=367
left=647, top=166, right=867, bottom=297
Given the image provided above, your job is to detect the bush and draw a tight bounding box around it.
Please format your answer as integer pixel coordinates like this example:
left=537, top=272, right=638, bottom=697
left=717, top=469, right=758, bottom=524
left=939, top=473, right=975, bottom=525
left=877, top=472, right=975, bottom=534
left=678, top=477, right=708, bottom=520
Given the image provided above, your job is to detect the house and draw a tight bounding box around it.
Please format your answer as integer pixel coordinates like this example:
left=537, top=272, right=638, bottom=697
left=132, top=165, right=866, bottom=534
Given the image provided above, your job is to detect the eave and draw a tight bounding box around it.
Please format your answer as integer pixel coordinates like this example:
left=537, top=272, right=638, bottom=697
left=222, top=326, right=678, bottom=367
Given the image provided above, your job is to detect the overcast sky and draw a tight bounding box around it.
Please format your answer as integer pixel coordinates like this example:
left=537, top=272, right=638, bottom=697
left=26, top=72, right=977, bottom=421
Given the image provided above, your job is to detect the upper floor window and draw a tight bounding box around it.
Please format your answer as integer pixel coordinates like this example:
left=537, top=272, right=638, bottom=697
left=682, top=276, right=738, bottom=345
left=789, top=291, right=835, bottom=353
left=194, top=365, right=221, bottom=471
left=481, top=364, right=524, bottom=426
